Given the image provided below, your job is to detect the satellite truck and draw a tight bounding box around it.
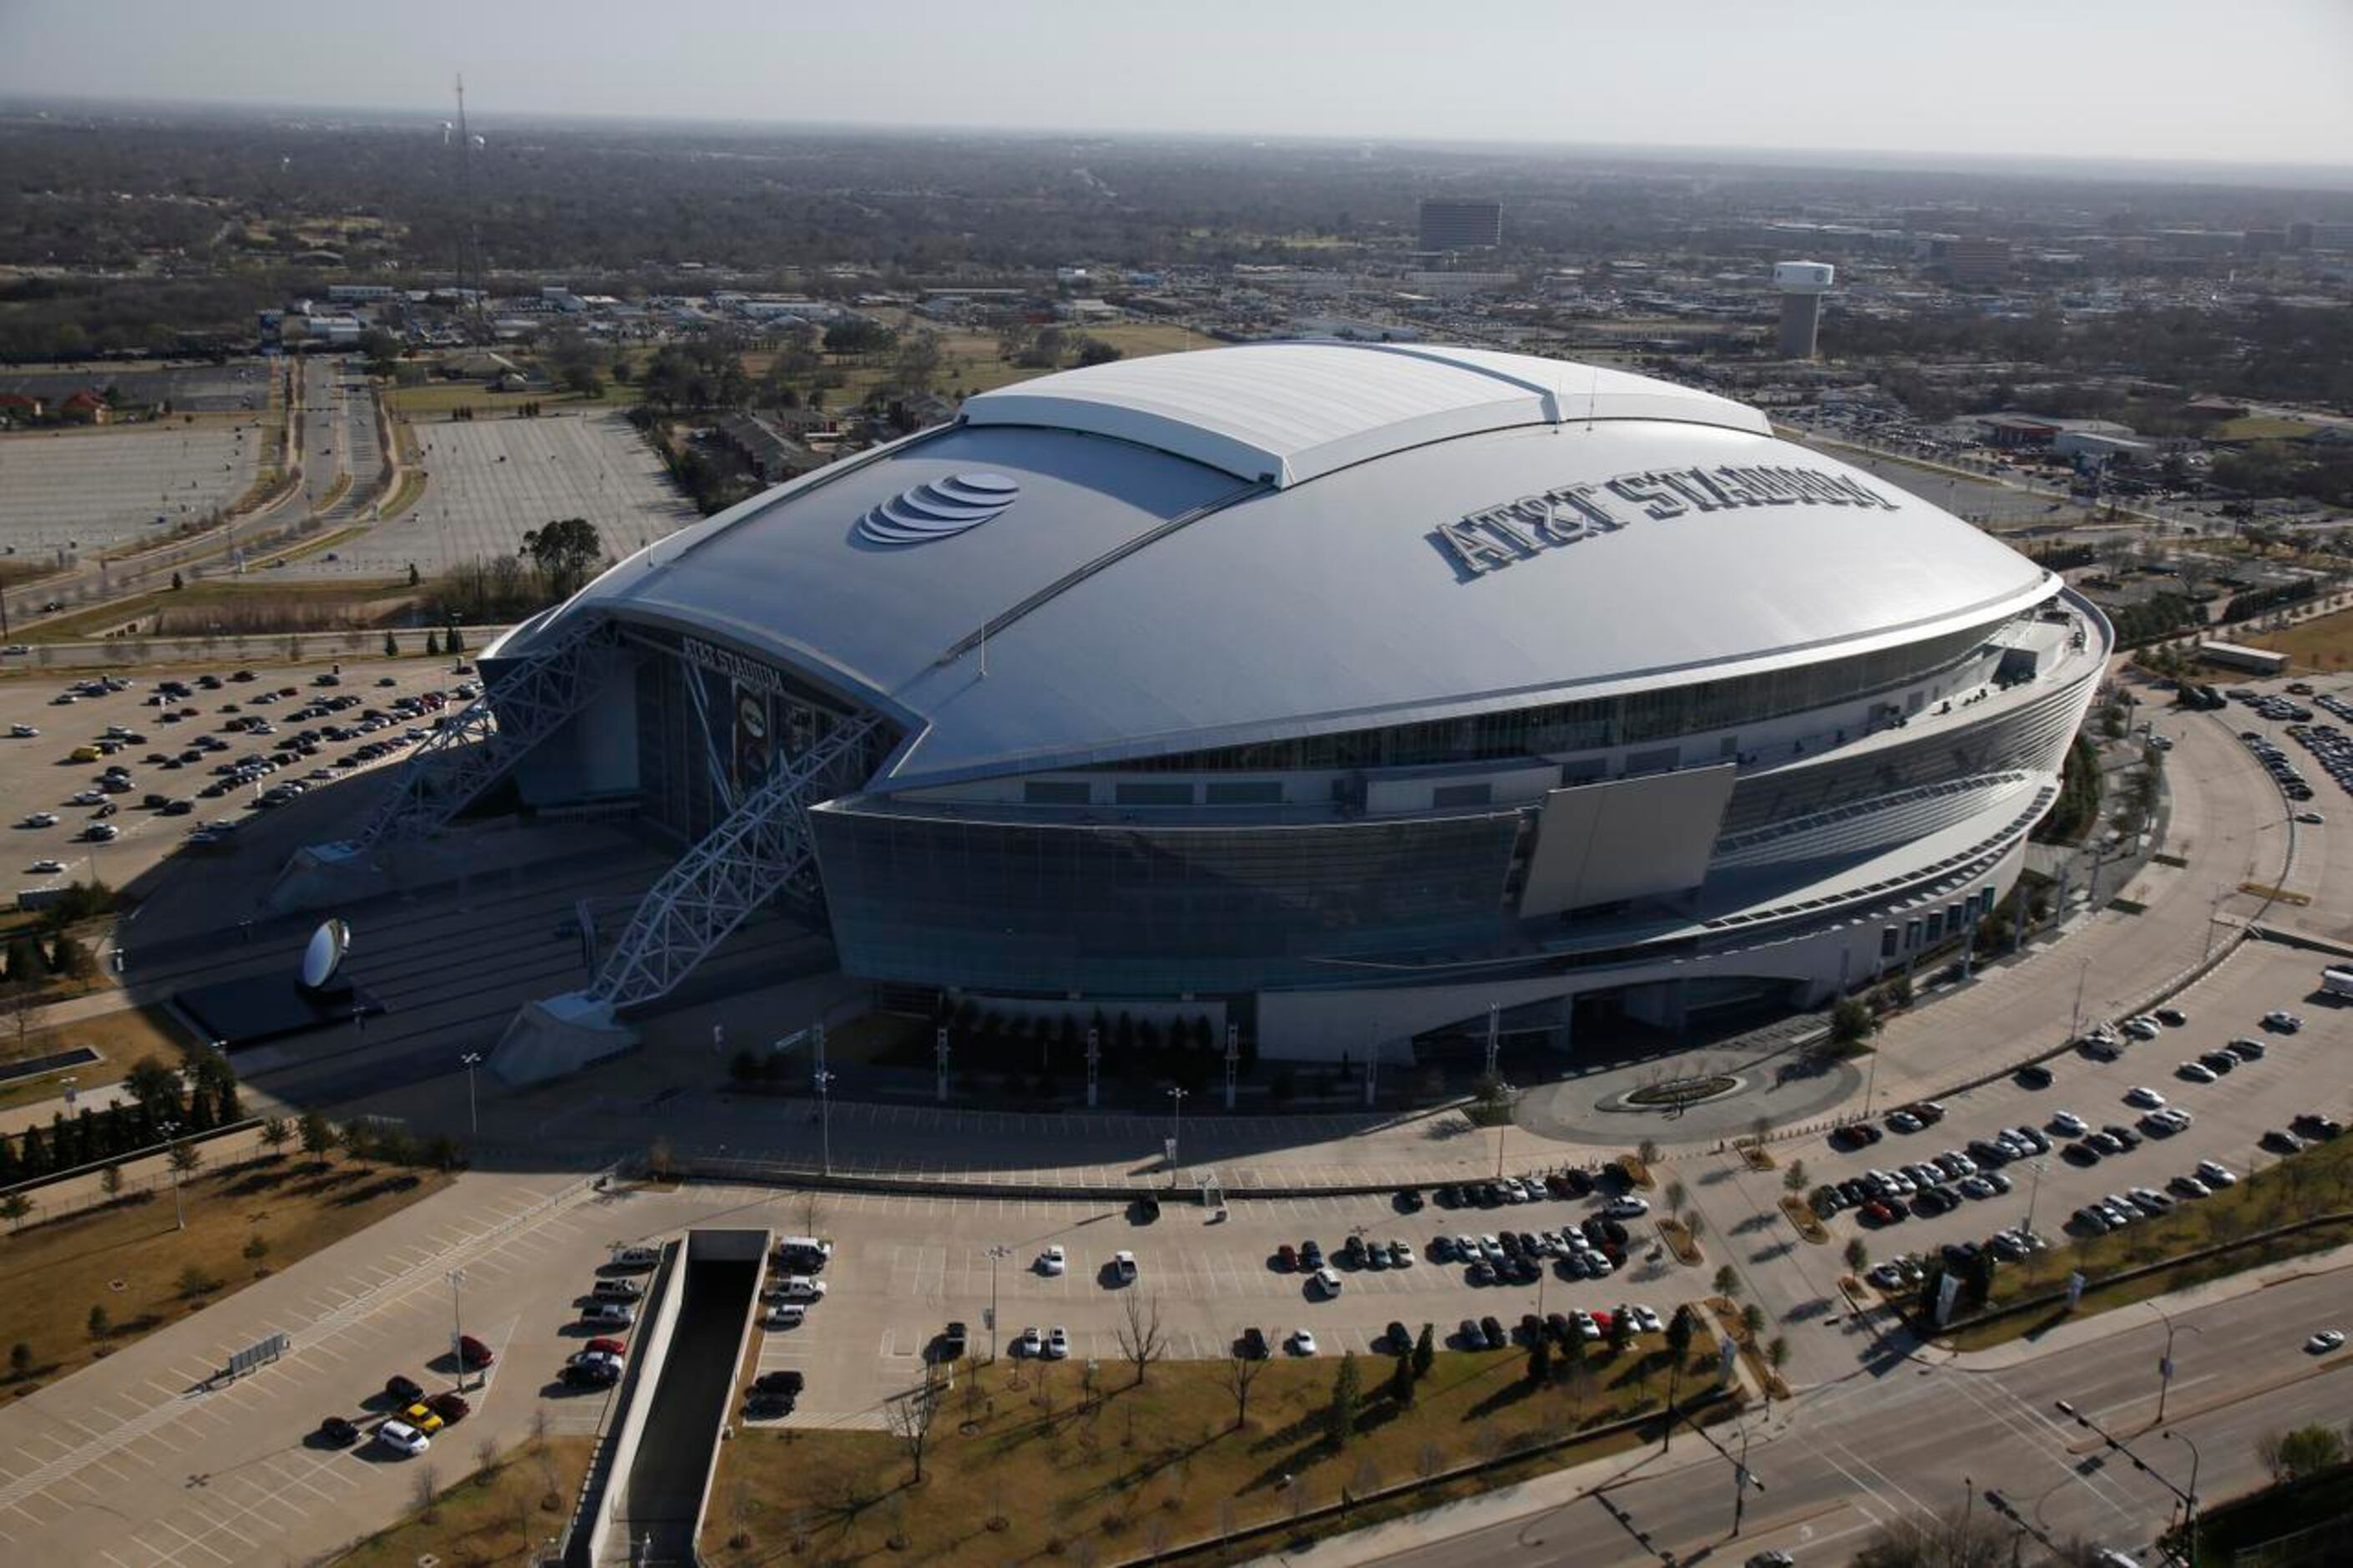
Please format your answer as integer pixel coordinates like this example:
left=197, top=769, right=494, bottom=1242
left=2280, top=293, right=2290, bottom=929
left=2322, top=967, right=2353, bottom=1001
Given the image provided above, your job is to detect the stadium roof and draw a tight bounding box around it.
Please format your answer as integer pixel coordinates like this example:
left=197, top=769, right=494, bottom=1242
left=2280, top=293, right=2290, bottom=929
left=534, top=345, right=2056, bottom=788
left=960, top=341, right=1770, bottom=488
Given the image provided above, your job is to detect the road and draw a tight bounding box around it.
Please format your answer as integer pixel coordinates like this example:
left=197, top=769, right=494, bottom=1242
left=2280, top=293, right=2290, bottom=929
left=1327, top=1264, right=2350, bottom=1568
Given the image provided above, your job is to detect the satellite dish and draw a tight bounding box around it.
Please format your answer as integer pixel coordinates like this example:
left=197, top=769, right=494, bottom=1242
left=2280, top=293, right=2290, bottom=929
left=300, top=918, right=350, bottom=990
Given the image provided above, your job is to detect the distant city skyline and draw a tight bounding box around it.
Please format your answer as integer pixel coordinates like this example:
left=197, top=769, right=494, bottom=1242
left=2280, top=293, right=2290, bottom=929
left=2, top=0, right=2349, bottom=174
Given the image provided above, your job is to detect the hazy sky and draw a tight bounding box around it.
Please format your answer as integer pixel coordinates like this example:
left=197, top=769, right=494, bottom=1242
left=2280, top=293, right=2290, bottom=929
left=3, top=0, right=2349, bottom=169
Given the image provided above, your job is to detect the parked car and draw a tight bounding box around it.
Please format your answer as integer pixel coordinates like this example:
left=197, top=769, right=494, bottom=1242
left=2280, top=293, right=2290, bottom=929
left=316, top=1415, right=362, bottom=1447
left=457, top=1334, right=495, bottom=1368
left=385, top=1373, right=424, bottom=1405
left=375, top=1419, right=430, bottom=1457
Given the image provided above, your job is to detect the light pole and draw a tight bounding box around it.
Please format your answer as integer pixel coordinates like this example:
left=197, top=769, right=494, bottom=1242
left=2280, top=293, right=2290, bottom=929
left=2165, top=1429, right=2202, bottom=1565
left=459, top=1051, right=483, bottom=1138
left=2068, top=956, right=2092, bottom=1045
left=1165, top=1087, right=1188, bottom=1177
left=2022, top=1156, right=2047, bottom=1239
left=2151, top=1304, right=2200, bottom=1426
left=161, top=1119, right=185, bottom=1231
left=986, top=1243, right=1012, bottom=1363
left=447, top=1267, right=468, bottom=1388
left=814, top=1069, right=836, bottom=1176
left=2054, top=1400, right=2197, bottom=1521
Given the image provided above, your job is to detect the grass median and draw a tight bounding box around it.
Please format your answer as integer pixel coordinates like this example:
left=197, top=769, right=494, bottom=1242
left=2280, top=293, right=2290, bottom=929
left=0, top=1146, right=453, bottom=1388
left=702, top=1324, right=1723, bottom=1565
left=1927, top=1130, right=2353, bottom=1352
left=330, top=1432, right=595, bottom=1568
left=0, top=1004, right=183, bottom=1113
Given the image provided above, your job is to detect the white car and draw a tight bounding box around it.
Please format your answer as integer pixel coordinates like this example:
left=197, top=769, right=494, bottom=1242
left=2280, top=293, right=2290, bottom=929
left=375, top=1419, right=431, bottom=1456
left=1631, top=1305, right=1665, bottom=1334
left=2176, top=1061, right=2216, bottom=1085
left=1038, top=1245, right=1066, bottom=1276
left=2307, top=1330, right=2345, bottom=1354
left=2296, top=810, right=2326, bottom=825
left=2049, top=1110, right=2087, bottom=1136
left=1288, top=1328, right=1318, bottom=1356
left=26, top=859, right=62, bottom=874
left=2263, top=1010, right=2304, bottom=1033
left=767, top=1303, right=807, bottom=1329
left=2196, top=1159, right=2238, bottom=1187
left=2123, top=1086, right=2166, bottom=1110
left=2122, top=1017, right=2161, bottom=1041
left=1312, top=1266, right=1343, bottom=1297
left=769, top=1275, right=827, bottom=1302
left=20, top=812, right=56, bottom=827
left=8, top=724, right=36, bottom=737
left=1014, top=1325, right=1041, bottom=1356
left=1602, top=1196, right=1650, bottom=1219
left=1111, top=1250, right=1138, bottom=1282
left=1045, top=1325, right=1070, bottom=1359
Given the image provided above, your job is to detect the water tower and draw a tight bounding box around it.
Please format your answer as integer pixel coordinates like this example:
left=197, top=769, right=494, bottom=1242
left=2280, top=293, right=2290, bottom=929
left=1773, top=261, right=1834, bottom=359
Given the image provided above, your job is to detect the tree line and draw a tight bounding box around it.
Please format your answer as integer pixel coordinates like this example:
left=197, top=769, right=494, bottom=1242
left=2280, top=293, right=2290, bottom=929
left=0, top=1050, right=240, bottom=1186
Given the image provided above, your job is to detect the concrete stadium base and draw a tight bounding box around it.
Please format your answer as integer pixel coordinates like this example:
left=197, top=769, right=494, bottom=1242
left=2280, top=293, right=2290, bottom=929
left=493, top=989, right=640, bottom=1085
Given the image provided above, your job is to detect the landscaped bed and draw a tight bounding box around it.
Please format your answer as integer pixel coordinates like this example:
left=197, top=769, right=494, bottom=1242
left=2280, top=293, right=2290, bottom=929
left=702, top=1329, right=1726, bottom=1565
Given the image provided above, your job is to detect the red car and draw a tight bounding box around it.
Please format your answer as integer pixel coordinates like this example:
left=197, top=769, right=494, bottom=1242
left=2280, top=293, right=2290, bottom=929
left=457, top=1334, right=495, bottom=1368
left=427, top=1391, right=471, bottom=1424
left=584, top=1336, right=627, bottom=1359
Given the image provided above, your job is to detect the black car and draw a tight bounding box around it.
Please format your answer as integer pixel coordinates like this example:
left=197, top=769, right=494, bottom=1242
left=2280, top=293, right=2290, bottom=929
left=317, top=1415, right=361, bottom=1446
left=562, top=1362, right=615, bottom=1387
left=754, top=1369, right=805, bottom=1397
left=1467, top=1260, right=1495, bottom=1286
left=941, top=1321, right=969, bottom=1360
left=2294, top=1113, right=2343, bottom=1141
left=1300, top=1241, right=1323, bottom=1268
left=1519, top=1313, right=1544, bottom=1345
left=1499, top=1232, right=1523, bottom=1258
left=2062, top=1140, right=2100, bottom=1166
left=2198, top=1050, right=2237, bottom=1075
left=2103, top=1123, right=2143, bottom=1151
left=1395, top=1187, right=1424, bottom=1212
left=385, top=1373, right=424, bottom=1404
left=1556, top=1167, right=1594, bottom=1196
left=1435, top=1183, right=1462, bottom=1208
left=1479, top=1315, right=1507, bottom=1350
left=1475, top=1182, right=1502, bottom=1207
left=1459, top=1318, right=1482, bottom=1347
left=2016, top=1062, right=2055, bottom=1089
left=1133, top=1194, right=1161, bottom=1223
left=1241, top=1326, right=1268, bottom=1359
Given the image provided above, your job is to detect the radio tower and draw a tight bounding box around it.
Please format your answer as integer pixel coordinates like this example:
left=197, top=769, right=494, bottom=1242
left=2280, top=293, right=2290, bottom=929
left=453, top=74, right=487, bottom=340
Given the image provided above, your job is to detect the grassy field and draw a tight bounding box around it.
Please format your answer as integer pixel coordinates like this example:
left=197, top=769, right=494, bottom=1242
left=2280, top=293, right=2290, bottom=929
left=0, top=1004, right=184, bottom=1113
left=2233, top=605, right=2353, bottom=675
left=1928, top=1129, right=2353, bottom=1352
left=0, top=1148, right=453, bottom=1388
left=702, top=1327, right=1723, bottom=1565
left=330, top=1434, right=595, bottom=1568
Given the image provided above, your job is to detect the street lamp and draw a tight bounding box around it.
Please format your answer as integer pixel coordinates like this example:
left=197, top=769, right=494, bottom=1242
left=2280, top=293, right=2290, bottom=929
left=2165, top=1429, right=2202, bottom=1565
left=447, top=1267, right=468, bottom=1388
left=1165, top=1086, right=1187, bottom=1177
left=814, top=1069, right=836, bottom=1176
left=459, top=1051, right=483, bottom=1138
left=160, top=1120, right=186, bottom=1232
left=985, top=1243, right=1013, bottom=1363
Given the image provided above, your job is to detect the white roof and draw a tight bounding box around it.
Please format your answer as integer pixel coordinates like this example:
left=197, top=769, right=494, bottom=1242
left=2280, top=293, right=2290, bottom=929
left=960, top=341, right=1769, bottom=488
left=536, top=346, right=2053, bottom=788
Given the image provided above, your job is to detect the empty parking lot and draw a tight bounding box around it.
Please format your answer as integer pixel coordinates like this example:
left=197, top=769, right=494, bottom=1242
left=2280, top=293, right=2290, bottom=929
left=284, top=411, right=696, bottom=580
left=0, top=426, right=261, bottom=559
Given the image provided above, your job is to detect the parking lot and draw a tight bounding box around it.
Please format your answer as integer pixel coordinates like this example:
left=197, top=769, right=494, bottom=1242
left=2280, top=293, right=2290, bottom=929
left=1807, top=938, right=2352, bottom=1270
left=0, top=424, right=261, bottom=559
left=285, top=411, right=695, bottom=580
left=0, top=1166, right=1703, bottom=1566
left=698, top=1176, right=1689, bottom=1434
left=0, top=655, right=477, bottom=896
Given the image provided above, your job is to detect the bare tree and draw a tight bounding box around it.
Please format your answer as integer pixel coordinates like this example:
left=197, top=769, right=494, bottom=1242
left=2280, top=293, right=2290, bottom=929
left=1115, top=1290, right=1168, bottom=1387
left=886, top=1362, right=941, bottom=1485
left=1222, top=1336, right=1270, bottom=1429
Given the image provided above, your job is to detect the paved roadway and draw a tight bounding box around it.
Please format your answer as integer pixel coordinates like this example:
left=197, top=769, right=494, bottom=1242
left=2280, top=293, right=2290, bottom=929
left=1309, top=1264, right=2352, bottom=1568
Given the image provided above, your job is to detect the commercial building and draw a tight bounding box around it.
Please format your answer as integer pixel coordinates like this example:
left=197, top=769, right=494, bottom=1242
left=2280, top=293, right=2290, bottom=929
left=1417, top=200, right=1503, bottom=252
left=357, top=343, right=2106, bottom=1077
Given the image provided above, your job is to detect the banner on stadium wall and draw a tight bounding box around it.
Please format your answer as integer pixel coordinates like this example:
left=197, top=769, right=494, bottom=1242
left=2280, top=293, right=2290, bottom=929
left=731, top=682, right=772, bottom=792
